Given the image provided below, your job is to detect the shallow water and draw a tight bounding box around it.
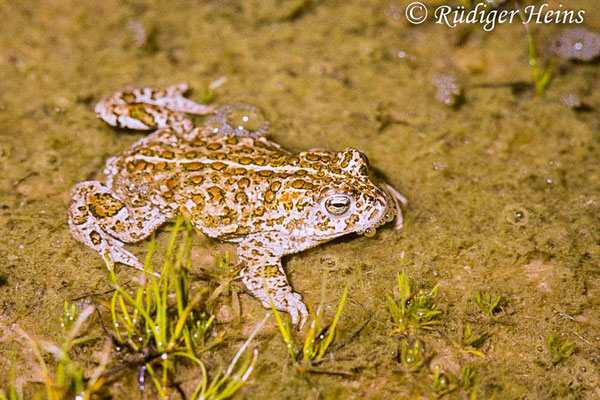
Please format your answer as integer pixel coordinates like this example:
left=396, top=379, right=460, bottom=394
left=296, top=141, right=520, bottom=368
left=1, top=0, right=599, bottom=398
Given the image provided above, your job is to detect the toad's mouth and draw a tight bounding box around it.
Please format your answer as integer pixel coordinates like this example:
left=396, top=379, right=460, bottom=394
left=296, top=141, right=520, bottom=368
left=356, top=184, right=406, bottom=237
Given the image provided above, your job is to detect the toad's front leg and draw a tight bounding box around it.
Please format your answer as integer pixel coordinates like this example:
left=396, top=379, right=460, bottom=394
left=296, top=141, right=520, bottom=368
left=237, top=234, right=308, bottom=327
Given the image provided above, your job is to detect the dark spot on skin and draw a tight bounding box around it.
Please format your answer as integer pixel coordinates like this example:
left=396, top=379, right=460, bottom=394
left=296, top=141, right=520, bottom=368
left=89, top=231, right=102, bottom=245
left=184, top=162, right=203, bottom=171
left=89, top=193, right=124, bottom=218
left=129, top=104, right=158, bottom=127
left=236, top=192, right=248, bottom=203
left=291, top=179, right=305, bottom=189
left=189, top=175, right=204, bottom=185
left=207, top=186, right=225, bottom=205
left=258, top=170, right=273, bottom=177
left=238, top=178, right=250, bottom=188
left=264, top=190, right=275, bottom=202
left=207, top=142, right=223, bottom=151
left=212, top=162, right=227, bottom=171
left=270, top=181, right=282, bottom=192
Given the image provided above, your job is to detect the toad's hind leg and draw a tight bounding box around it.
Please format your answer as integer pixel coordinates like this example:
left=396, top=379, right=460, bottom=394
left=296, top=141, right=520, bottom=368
left=237, top=234, right=308, bottom=326
left=95, top=83, right=215, bottom=134
left=68, top=181, right=172, bottom=271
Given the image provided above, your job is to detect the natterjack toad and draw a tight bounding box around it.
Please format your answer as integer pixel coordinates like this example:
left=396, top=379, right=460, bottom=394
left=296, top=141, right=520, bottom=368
left=68, top=84, right=406, bottom=325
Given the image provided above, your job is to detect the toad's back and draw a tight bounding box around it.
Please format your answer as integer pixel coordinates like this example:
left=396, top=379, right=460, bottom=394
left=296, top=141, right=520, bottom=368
left=107, top=128, right=348, bottom=240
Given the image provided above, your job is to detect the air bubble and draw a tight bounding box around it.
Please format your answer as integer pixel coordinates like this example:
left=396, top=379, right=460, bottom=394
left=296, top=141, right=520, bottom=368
left=553, top=27, right=600, bottom=61
left=207, top=104, right=269, bottom=137
left=503, top=204, right=529, bottom=226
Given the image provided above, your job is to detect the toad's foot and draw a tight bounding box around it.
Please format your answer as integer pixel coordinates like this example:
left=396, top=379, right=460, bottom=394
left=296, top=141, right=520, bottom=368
left=381, top=183, right=407, bottom=230
left=238, top=235, right=309, bottom=327
left=68, top=181, right=172, bottom=274
left=95, top=83, right=215, bottom=134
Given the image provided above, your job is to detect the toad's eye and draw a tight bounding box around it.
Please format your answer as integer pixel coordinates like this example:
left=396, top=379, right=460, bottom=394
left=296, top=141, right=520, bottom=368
left=324, top=195, right=352, bottom=215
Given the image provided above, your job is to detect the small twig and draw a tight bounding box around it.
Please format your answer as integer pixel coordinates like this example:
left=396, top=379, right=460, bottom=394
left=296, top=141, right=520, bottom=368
left=301, top=367, right=354, bottom=377
left=69, top=282, right=131, bottom=301
left=570, top=330, right=592, bottom=345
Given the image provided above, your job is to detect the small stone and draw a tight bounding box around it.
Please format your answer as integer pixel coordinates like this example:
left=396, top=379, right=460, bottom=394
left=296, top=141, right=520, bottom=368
left=560, top=93, right=590, bottom=111
left=560, top=93, right=581, bottom=109
left=127, top=19, right=147, bottom=47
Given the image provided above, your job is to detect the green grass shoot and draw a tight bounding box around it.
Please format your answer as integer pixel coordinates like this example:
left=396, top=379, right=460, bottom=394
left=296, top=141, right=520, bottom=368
left=516, top=3, right=554, bottom=96
left=268, top=284, right=348, bottom=370
left=101, top=215, right=263, bottom=399
left=547, top=334, right=576, bottom=366
left=475, top=291, right=502, bottom=318
left=387, top=271, right=442, bottom=334
left=16, top=304, right=108, bottom=400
